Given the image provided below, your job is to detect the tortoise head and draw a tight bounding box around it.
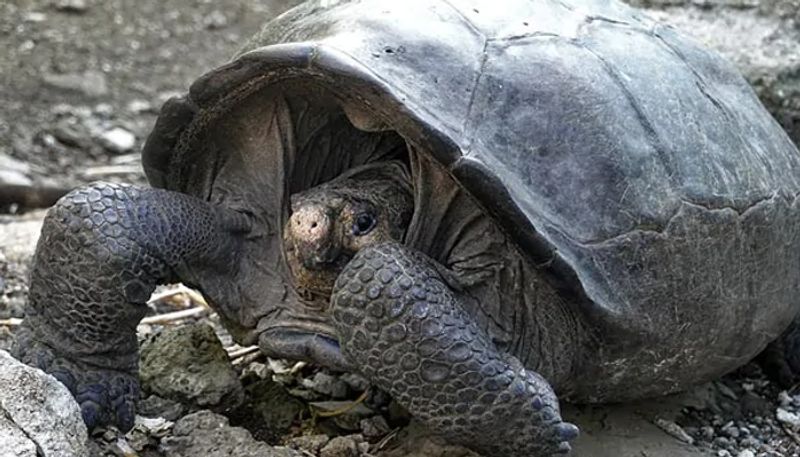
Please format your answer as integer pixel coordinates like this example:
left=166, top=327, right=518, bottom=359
left=247, top=161, right=413, bottom=370
left=283, top=161, right=414, bottom=300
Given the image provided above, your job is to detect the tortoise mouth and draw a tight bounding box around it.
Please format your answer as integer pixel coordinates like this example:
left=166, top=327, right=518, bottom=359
left=257, top=326, right=351, bottom=372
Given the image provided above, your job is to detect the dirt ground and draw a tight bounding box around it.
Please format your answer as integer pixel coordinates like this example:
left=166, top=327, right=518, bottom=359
left=0, top=0, right=301, bottom=190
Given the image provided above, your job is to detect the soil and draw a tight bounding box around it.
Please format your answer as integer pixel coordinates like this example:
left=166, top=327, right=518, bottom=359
left=0, top=0, right=302, bottom=190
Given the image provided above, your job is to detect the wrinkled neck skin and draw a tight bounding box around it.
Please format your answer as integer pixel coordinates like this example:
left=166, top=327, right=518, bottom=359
left=282, top=160, right=413, bottom=303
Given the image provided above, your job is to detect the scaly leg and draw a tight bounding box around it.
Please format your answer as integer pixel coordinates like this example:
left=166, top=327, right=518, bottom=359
left=330, top=242, right=577, bottom=456
left=13, top=182, right=249, bottom=431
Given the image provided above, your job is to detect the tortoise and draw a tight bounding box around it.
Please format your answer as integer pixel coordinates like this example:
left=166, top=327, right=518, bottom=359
left=12, top=0, right=800, bottom=455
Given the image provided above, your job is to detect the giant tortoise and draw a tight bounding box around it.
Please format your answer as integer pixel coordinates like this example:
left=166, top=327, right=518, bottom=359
left=13, top=0, right=800, bottom=455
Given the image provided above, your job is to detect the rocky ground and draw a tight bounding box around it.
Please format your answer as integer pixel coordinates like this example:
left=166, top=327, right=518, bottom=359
left=2, top=0, right=800, bottom=456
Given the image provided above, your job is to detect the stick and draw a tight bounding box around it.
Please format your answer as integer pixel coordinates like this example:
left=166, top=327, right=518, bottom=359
left=314, top=389, right=371, bottom=418
left=0, top=318, right=22, bottom=327
left=140, top=307, right=207, bottom=325
left=81, top=165, right=142, bottom=178
left=147, top=285, right=208, bottom=307
left=226, top=345, right=260, bottom=359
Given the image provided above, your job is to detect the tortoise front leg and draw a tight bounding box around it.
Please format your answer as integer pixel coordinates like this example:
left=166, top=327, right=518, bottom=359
left=12, top=182, right=249, bottom=431
left=331, top=242, right=578, bottom=456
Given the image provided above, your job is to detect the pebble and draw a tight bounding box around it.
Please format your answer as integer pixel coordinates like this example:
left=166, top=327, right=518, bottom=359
left=736, top=450, right=755, bottom=457
left=288, top=434, right=330, bottom=453
left=360, top=415, right=390, bottom=440
left=779, top=391, right=792, bottom=407
left=319, top=436, right=360, bottom=457
left=655, top=418, right=695, bottom=445
left=53, top=0, right=89, bottom=13
left=126, top=99, right=153, bottom=114
left=42, top=71, right=108, bottom=97
left=204, top=10, right=228, bottom=29
left=97, top=127, right=136, bottom=153
left=303, top=372, right=350, bottom=399
left=776, top=408, right=800, bottom=430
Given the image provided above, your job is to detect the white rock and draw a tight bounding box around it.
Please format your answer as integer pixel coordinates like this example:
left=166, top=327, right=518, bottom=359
left=98, top=127, right=136, bottom=153
left=54, top=0, right=88, bottom=13
left=778, top=390, right=792, bottom=407
left=776, top=407, right=800, bottom=430
left=0, top=411, right=37, bottom=457
left=43, top=70, right=108, bottom=97
left=736, top=450, right=755, bottom=457
left=0, top=350, right=89, bottom=456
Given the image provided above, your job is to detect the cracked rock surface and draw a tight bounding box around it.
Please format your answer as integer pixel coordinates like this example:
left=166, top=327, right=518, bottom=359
left=0, top=350, right=89, bottom=457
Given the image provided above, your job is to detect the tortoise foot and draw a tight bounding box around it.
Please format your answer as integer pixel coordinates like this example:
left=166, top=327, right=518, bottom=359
left=14, top=325, right=139, bottom=431
left=331, top=242, right=577, bottom=457
left=11, top=182, right=249, bottom=431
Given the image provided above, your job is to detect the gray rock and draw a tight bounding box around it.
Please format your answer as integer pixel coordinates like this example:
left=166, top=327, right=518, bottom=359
left=303, top=371, right=350, bottom=399
left=775, top=407, right=800, bottom=430
left=42, top=70, right=108, bottom=97
left=137, top=394, right=186, bottom=421
left=0, top=350, right=89, bottom=457
left=0, top=153, right=33, bottom=186
left=246, top=378, right=305, bottom=434
left=203, top=10, right=228, bottom=29
left=97, top=127, right=136, bottom=153
left=320, top=436, right=360, bottom=457
left=139, top=324, right=244, bottom=410
left=0, top=411, right=37, bottom=457
left=160, top=410, right=301, bottom=457
left=361, top=415, right=391, bottom=441
left=53, top=0, right=89, bottom=13
left=287, top=434, right=331, bottom=453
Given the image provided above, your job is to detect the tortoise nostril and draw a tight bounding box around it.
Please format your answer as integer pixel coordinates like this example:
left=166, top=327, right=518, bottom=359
left=311, top=222, right=318, bottom=229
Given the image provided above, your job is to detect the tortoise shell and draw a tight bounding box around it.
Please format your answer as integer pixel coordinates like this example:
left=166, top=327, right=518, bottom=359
left=143, top=0, right=800, bottom=400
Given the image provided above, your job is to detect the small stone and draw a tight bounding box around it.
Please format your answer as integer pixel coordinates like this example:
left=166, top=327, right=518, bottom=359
left=736, top=450, right=755, bottom=457
left=654, top=418, right=695, bottom=445
left=43, top=70, right=108, bottom=97
left=320, top=436, right=359, bottom=457
left=137, top=395, right=186, bottom=421
left=98, top=127, right=136, bottom=153
left=303, top=372, right=350, bottom=399
left=139, top=324, right=244, bottom=410
left=717, top=451, right=731, bottom=457
left=721, top=422, right=740, bottom=439
left=701, top=425, right=715, bottom=441
left=204, top=10, right=228, bottom=29
left=778, top=390, right=792, bottom=407
left=287, top=434, right=330, bottom=453
left=126, top=99, right=153, bottom=114
left=23, top=12, right=47, bottom=22
left=246, top=379, right=305, bottom=434
left=713, top=436, right=731, bottom=449
left=51, top=118, right=91, bottom=149
left=54, top=0, right=88, bottom=13
left=161, top=410, right=302, bottom=457
left=360, top=415, right=390, bottom=440
left=340, top=373, right=370, bottom=392
left=776, top=407, right=800, bottom=430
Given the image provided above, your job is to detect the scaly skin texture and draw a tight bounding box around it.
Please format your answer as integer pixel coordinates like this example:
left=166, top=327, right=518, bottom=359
left=331, top=242, right=578, bottom=456
left=13, top=182, right=249, bottom=431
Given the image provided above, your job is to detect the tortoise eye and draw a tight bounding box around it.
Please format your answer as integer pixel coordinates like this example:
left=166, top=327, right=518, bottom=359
left=353, top=212, right=377, bottom=236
